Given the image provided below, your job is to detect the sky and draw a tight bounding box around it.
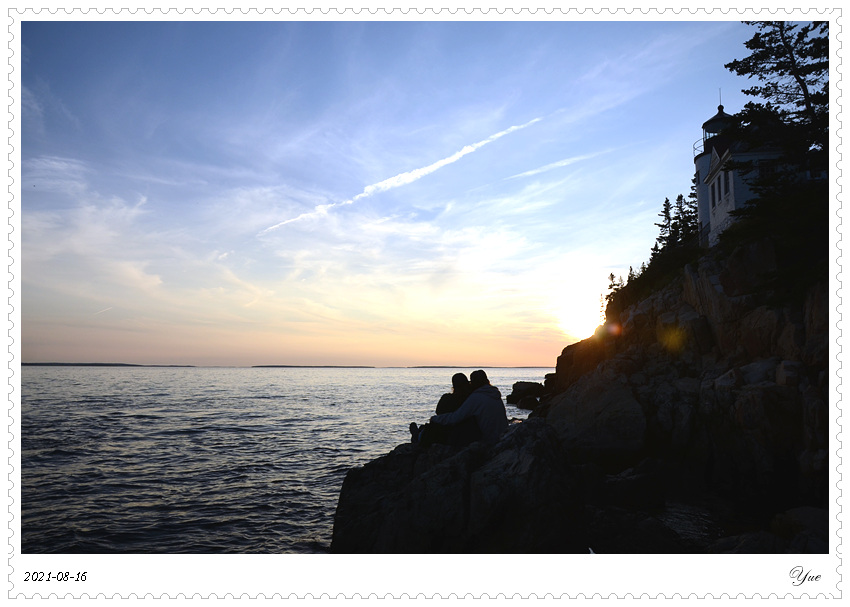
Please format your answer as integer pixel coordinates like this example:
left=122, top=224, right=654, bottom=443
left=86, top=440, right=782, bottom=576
left=19, top=18, right=757, bottom=367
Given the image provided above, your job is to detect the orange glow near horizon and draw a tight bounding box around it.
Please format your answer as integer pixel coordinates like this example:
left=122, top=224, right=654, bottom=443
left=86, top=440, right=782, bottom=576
left=22, top=309, right=575, bottom=368
left=21, top=253, right=608, bottom=368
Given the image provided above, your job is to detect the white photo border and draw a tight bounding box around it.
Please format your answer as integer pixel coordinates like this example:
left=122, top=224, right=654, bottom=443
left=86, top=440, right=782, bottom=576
left=6, top=2, right=843, bottom=600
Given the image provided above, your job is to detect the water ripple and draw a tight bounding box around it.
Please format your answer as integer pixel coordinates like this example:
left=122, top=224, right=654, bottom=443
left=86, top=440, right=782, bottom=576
left=22, top=366, right=543, bottom=553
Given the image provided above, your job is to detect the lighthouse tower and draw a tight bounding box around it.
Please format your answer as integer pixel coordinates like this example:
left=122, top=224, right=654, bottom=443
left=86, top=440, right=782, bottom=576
left=693, top=104, right=732, bottom=247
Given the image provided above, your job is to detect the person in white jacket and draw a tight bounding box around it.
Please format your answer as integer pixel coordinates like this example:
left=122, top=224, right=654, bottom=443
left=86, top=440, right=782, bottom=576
left=426, top=370, right=509, bottom=446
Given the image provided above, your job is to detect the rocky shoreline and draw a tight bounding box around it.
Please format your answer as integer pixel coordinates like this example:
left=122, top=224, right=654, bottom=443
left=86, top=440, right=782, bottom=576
left=331, top=240, right=829, bottom=553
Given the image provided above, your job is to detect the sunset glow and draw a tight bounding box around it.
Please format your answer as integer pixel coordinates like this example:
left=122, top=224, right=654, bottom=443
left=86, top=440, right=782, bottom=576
left=20, top=18, right=754, bottom=367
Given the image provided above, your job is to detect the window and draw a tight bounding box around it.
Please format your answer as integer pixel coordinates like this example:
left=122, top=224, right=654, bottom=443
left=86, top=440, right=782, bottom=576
left=724, top=170, right=730, bottom=195
left=711, top=181, right=716, bottom=208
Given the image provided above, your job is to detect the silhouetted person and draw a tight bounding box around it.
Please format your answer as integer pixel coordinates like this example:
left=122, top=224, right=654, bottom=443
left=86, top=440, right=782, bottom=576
left=411, top=370, right=508, bottom=448
left=435, top=372, right=472, bottom=414
left=410, top=372, right=473, bottom=445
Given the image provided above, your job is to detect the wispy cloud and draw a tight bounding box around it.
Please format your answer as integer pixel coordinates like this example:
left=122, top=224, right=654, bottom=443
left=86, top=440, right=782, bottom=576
left=508, top=151, right=605, bottom=180
left=23, top=155, right=89, bottom=194
left=23, top=80, right=82, bottom=137
left=257, top=116, right=543, bottom=235
left=21, top=85, right=46, bottom=136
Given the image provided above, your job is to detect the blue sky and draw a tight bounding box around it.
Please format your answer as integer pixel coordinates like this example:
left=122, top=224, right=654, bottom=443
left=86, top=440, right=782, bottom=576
left=21, top=19, right=756, bottom=366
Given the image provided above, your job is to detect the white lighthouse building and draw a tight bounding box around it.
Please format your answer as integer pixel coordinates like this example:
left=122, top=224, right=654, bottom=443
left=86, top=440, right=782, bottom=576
left=693, top=105, right=778, bottom=247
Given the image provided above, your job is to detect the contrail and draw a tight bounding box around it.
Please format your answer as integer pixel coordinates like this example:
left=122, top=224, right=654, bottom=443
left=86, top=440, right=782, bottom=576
left=93, top=307, right=113, bottom=315
left=258, top=117, right=543, bottom=236
left=507, top=152, right=602, bottom=180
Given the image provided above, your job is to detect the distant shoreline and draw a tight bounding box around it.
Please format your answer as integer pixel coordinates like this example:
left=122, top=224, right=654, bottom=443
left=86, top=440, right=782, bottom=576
left=21, top=362, right=196, bottom=368
left=408, top=366, right=548, bottom=369
left=251, top=365, right=375, bottom=369
left=22, top=362, right=552, bottom=369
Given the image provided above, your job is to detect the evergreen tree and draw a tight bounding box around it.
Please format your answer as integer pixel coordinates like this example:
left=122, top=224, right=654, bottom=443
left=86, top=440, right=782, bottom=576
left=725, top=21, right=827, bottom=138
left=725, top=21, right=828, bottom=174
left=670, top=194, right=686, bottom=247
left=719, top=21, right=829, bottom=296
left=649, top=242, right=661, bottom=261
left=684, top=178, right=700, bottom=241
left=654, top=197, right=672, bottom=250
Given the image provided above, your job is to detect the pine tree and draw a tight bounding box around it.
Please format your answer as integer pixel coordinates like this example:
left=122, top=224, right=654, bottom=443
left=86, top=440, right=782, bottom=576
left=654, top=197, right=672, bottom=250
left=719, top=21, right=829, bottom=295
left=670, top=194, right=686, bottom=247
left=649, top=242, right=661, bottom=261
left=685, top=178, right=700, bottom=242
left=725, top=21, right=828, bottom=173
left=725, top=21, right=827, bottom=137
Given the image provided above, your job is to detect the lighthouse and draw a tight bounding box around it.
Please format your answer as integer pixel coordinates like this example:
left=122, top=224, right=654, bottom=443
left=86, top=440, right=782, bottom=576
left=693, top=105, right=782, bottom=247
left=693, top=104, right=732, bottom=247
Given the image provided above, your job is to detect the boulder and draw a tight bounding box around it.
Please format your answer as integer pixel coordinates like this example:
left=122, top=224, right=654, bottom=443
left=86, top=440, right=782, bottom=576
left=506, top=381, right=545, bottom=405
left=553, top=332, right=610, bottom=392
left=331, top=419, right=584, bottom=553
left=546, top=375, right=646, bottom=464
left=516, top=395, right=540, bottom=410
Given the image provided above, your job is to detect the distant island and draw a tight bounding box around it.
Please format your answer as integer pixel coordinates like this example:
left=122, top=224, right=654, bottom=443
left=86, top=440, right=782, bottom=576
left=252, top=365, right=375, bottom=368
left=408, top=366, right=551, bottom=369
left=22, top=362, right=196, bottom=367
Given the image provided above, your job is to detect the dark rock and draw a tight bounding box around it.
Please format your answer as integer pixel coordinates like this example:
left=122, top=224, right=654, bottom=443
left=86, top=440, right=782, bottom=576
left=546, top=377, right=645, bottom=465
left=776, top=360, right=803, bottom=387
left=584, top=506, right=688, bottom=554
left=331, top=419, right=585, bottom=553
left=718, top=239, right=778, bottom=297
left=709, top=530, right=789, bottom=553
left=802, top=281, right=828, bottom=368
left=547, top=246, right=828, bottom=513
left=516, top=395, right=540, bottom=410
left=553, top=333, right=609, bottom=393
left=771, top=507, right=828, bottom=544
left=708, top=507, right=828, bottom=553
left=596, top=463, right=666, bottom=509
left=505, top=380, right=545, bottom=404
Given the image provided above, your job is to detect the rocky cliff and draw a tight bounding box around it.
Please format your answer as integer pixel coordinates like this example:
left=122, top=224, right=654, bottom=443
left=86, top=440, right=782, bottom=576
left=543, top=238, right=828, bottom=507
left=331, top=239, right=829, bottom=553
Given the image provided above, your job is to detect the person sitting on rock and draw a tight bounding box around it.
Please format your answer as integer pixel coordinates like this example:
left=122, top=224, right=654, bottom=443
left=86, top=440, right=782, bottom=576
left=410, top=370, right=508, bottom=447
left=409, top=372, right=472, bottom=444
left=435, top=372, right=472, bottom=414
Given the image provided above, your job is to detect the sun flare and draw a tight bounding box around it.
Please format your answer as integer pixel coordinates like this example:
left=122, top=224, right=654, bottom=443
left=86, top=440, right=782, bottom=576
left=556, top=300, right=604, bottom=342
left=547, top=266, right=608, bottom=342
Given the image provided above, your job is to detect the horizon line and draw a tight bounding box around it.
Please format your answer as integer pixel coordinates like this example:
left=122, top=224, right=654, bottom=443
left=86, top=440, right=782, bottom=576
left=21, top=362, right=554, bottom=369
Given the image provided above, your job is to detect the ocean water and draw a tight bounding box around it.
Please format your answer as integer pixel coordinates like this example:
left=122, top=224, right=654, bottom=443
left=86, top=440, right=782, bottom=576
left=20, top=365, right=550, bottom=553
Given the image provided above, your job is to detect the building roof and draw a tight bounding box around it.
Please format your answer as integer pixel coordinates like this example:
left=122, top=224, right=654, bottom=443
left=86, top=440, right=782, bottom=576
left=705, top=147, right=733, bottom=183
left=702, top=104, right=733, bottom=135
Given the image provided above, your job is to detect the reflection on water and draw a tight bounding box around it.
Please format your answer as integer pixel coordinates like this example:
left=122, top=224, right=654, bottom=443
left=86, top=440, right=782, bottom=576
left=21, top=366, right=545, bottom=553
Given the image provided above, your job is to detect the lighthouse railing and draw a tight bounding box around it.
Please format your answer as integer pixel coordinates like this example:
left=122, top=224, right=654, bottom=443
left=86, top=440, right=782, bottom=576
left=693, top=137, right=705, bottom=158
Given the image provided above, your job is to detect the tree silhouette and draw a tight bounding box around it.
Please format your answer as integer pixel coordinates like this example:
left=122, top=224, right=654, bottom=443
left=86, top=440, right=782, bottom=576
left=725, top=21, right=827, bottom=144
left=653, top=197, right=672, bottom=253
left=719, top=21, right=829, bottom=299
left=724, top=21, right=828, bottom=176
